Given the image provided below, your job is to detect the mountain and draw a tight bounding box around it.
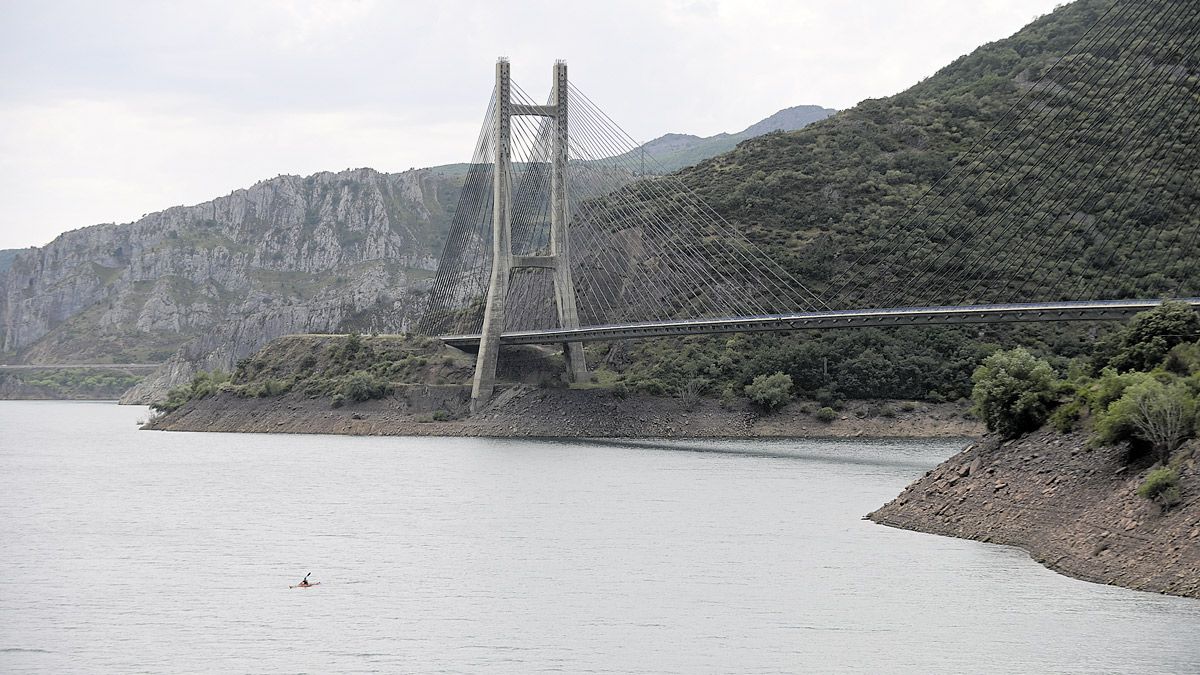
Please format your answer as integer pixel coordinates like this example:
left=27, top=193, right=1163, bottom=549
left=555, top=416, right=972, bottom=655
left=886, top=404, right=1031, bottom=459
left=0, top=103, right=833, bottom=401
left=0, top=167, right=463, bottom=401
left=679, top=0, right=1197, bottom=306
left=609, top=0, right=1200, bottom=403
left=614, top=105, right=835, bottom=173
left=0, top=249, right=20, bottom=275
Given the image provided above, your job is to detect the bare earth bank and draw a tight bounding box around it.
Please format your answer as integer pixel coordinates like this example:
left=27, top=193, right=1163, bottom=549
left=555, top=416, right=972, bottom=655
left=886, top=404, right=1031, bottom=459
left=869, top=430, right=1200, bottom=599
left=146, top=385, right=981, bottom=438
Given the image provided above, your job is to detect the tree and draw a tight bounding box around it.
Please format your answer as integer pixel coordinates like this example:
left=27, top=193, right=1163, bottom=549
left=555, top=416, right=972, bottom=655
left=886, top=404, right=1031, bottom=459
left=745, top=372, right=793, bottom=412
left=971, top=348, right=1060, bottom=438
left=1101, top=378, right=1196, bottom=463
left=1094, top=302, right=1200, bottom=374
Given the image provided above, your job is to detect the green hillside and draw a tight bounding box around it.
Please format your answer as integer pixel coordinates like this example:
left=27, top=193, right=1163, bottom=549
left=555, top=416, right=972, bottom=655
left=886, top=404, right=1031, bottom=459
left=683, top=0, right=1197, bottom=305
left=603, top=0, right=1200, bottom=403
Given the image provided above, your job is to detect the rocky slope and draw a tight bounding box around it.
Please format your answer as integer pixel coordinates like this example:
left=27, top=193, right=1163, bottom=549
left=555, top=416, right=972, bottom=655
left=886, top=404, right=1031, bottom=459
left=870, top=430, right=1200, bottom=598
left=0, top=249, right=20, bottom=275
left=1, top=167, right=463, bottom=402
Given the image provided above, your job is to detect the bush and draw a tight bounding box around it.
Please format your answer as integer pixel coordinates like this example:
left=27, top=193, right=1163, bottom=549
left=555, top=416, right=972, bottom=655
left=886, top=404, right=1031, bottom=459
left=970, top=348, right=1059, bottom=438
left=342, top=370, right=391, bottom=403
left=1049, top=398, right=1083, bottom=433
left=432, top=410, right=451, bottom=421
left=745, top=372, right=793, bottom=412
left=633, top=378, right=668, bottom=396
left=815, top=406, right=838, bottom=422
left=151, top=370, right=231, bottom=412
left=1137, top=466, right=1183, bottom=511
left=331, top=393, right=345, bottom=409
left=1096, top=377, right=1196, bottom=463
left=679, top=378, right=707, bottom=409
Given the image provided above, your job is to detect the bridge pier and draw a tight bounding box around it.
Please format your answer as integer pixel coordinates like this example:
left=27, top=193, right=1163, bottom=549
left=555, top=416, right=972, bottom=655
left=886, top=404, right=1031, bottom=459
left=471, top=59, right=587, bottom=410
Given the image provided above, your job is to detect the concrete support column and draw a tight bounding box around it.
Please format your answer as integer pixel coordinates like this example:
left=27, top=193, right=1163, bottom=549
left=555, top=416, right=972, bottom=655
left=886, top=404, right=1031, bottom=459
left=471, top=58, right=512, bottom=408
left=550, top=61, right=588, bottom=382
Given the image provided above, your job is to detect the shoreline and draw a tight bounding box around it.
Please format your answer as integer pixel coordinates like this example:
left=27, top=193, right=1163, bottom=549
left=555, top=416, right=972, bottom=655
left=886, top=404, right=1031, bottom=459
left=146, top=385, right=982, bottom=439
left=147, top=386, right=1199, bottom=599
left=869, top=430, right=1200, bottom=599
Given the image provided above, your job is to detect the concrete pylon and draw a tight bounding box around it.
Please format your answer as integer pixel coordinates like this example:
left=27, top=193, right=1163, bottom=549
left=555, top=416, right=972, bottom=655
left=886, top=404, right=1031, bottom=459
left=471, top=58, right=588, bottom=410
left=549, top=61, right=588, bottom=383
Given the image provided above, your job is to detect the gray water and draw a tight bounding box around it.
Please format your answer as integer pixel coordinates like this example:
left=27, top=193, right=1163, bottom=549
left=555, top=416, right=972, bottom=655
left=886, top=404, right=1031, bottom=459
left=1, top=401, right=1198, bottom=673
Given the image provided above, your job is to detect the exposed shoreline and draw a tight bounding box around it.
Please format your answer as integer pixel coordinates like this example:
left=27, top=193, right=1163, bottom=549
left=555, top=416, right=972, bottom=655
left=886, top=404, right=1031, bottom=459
left=147, top=387, right=1200, bottom=599
left=146, top=385, right=982, bottom=439
left=869, top=430, right=1200, bottom=599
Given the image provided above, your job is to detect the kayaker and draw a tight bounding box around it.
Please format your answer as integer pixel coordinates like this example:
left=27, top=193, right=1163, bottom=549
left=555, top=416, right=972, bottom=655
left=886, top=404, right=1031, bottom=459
left=298, top=572, right=312, bottom=587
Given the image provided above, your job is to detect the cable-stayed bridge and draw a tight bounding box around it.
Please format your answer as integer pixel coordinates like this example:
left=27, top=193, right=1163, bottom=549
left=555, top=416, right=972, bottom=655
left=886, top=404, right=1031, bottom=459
left=419, top=0, right=1199, bottom=406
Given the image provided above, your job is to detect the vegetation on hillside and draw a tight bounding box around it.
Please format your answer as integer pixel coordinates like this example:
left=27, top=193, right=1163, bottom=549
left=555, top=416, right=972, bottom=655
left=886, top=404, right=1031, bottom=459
left=152, top=334, right=473, bottom=412
left=970, top=303, right=1200, bottom=510
left=608, top=0, right=1197, bottom=405
left=0, top=368, right=143, bottom=399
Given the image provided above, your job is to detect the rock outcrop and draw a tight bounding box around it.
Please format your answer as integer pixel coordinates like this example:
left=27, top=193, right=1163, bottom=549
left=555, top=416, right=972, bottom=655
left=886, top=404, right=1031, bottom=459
left=0, top=167, right=463, bottom=402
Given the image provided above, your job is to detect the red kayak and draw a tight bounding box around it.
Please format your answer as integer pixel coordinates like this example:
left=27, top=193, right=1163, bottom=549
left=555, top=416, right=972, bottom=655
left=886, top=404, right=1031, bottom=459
left=289, top=582, right=321, bottom=589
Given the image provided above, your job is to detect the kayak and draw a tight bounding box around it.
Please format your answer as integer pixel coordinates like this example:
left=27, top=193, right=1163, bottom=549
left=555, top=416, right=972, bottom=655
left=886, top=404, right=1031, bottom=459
left=289, top=582, right=321, bottom=589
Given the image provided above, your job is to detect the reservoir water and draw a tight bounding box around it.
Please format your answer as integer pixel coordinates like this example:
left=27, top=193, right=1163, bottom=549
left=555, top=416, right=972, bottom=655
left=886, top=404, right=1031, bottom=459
left=2, top=400, right=1198, bottom=673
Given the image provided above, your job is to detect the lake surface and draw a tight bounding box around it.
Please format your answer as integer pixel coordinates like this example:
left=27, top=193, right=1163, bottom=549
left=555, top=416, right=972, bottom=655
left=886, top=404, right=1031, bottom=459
left=2, top=400, right=1198, bottom=673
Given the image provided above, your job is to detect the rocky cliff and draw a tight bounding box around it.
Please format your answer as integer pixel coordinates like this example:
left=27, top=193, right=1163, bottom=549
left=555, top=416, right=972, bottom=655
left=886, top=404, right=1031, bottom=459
left=1, top=167, right=463, bottom=402
left=0, top=102, right=834, bottom=404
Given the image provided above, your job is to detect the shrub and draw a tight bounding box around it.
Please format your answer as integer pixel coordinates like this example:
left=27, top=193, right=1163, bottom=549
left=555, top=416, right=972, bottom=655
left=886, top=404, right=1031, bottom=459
left=745, top=372, right=793, bottom=412
left=679, top=378, right=707, bottom=409
left=900, top=401, right=917, bottom=412
left=331, top=393, right=345, bottom=409
left=1049, top=398, right=1083, bottom=433
left=970, top=348, right=1059, bottom=438
left=815, top=406, right=838, bottom=422
left=342, top=370, right=391, bottom=403
left=612, top=382, right=629, bottom=399
left=633, top=378, right=668, bottom=396
left=432, top=410, right=451, bottom=421
left=151, top=370, right=231, bottom=412
left=1096, top=377, right=1196, bottom=463
left=1137, top=467, right=1183, bottom=511
left=720, top=385, right=738, bottom=408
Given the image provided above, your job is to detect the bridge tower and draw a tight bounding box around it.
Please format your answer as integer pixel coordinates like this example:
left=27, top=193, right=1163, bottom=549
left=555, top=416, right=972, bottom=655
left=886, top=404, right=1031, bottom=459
left=472, top=59, right=588, bottom=408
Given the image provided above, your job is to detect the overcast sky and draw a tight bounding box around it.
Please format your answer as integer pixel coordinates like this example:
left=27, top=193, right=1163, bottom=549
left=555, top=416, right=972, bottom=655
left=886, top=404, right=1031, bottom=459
left=0, top=0, right=1065, bottom=249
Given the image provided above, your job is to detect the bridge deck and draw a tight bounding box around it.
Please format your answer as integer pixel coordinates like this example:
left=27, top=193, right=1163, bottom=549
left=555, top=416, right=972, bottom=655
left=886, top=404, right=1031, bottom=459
left=439, top=299, right=1200, bottom=350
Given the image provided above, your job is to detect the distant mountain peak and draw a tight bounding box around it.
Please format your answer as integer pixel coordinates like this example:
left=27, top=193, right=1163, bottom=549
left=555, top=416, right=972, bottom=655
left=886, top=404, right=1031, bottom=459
left=628, top=104, right=837, bottom=174
left=738, top=104, right=837, bottom=137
